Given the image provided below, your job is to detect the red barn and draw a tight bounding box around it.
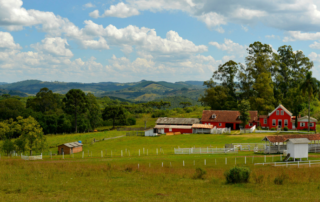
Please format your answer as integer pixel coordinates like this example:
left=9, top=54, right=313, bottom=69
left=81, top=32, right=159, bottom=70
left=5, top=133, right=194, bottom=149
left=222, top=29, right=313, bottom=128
left=201, top=110, right=258, bottom=130
left=154, top=117, right=200, bottom=134
left=258, top=104, right=317, bottom=130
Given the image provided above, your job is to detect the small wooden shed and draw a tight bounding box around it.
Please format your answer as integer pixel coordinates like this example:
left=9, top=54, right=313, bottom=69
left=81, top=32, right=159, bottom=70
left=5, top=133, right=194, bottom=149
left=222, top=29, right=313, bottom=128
left=58, top=142, right=83, bottom=155
left=286, top=138, right=310, bottom=160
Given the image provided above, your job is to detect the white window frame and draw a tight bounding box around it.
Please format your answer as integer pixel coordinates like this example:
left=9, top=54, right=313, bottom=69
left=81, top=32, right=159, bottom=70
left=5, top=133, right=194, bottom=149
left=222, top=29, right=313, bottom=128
left=264, top=119, right=267, bottom=124
left=169, top=128, right=172, bottom=132
left=281, top=110, right=284, bottom=115
left=310, top=123, right=314, bottom=127
left=219, top=123, right=222, bottom=126
left=276, top=110, right=279, bottom=115
left=301, top=123, right=305, bottom=127
left=284, top=119, right=288, bottom=126
left=272, top=119, right=276, bottom=126
left=249, top=123, right=253, bottom=126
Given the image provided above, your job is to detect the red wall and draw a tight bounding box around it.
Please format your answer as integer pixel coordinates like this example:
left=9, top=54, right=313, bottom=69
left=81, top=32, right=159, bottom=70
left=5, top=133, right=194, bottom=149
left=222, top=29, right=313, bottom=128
left=201, top=122, right=256, bottom=129
left=164, top=128, right=193, bottom=134
left=268, top=107, right=293, bottom=129
left=259, top=118, right=268, bottom=127
left=297, top=122, right=316, bottom=130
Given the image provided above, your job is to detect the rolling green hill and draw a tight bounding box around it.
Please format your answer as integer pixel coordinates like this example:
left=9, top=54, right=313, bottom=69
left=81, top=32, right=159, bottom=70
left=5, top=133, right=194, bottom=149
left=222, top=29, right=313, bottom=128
left=0, top=79, right=205, bottom=102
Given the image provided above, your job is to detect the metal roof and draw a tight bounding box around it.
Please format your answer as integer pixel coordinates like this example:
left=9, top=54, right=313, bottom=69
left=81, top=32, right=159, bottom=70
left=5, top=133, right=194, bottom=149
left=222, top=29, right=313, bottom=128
left=192, top=124, right=213, bottom=129
left=298, top=116, right=317, bottom=122
left=156, top=117, right=200, bottom=125
left=286, top=138, right=311, bottom=144
left=262, top=135, right=320, bottom=143
left=59, top=141, right=83, bottom=148
left=154, top=125, right=192, bottom=129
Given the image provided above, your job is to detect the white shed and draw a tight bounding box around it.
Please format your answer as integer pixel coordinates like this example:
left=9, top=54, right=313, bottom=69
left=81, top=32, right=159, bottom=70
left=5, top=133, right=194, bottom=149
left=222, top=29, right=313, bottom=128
left=286, top=138, right=310, bottom=160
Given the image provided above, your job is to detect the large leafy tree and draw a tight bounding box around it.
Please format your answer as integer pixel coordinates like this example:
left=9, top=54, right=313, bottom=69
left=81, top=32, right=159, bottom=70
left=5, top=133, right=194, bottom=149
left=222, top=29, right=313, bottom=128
left=238, top=100, right=251, bottom=129
left=87, top=93, right=102, bottom=130
left=62, top=89, right=88, bottom=133
left=300, top=71, right=318, bottom=132
left=26, top=87, right=61, bottom=113
left=102, top=106, right=126, bottom=129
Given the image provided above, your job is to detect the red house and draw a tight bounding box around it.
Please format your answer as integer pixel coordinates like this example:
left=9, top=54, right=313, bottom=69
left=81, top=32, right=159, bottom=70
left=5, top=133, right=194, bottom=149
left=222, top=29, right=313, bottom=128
left=201, top=110, right=259, bottom=130
left=258, top=104, right=317, bottom=130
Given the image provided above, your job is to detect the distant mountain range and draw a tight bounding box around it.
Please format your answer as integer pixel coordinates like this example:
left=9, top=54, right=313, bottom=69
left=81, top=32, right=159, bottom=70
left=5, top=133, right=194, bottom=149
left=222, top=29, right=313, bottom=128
left=0, top=80, right=206, bottom=101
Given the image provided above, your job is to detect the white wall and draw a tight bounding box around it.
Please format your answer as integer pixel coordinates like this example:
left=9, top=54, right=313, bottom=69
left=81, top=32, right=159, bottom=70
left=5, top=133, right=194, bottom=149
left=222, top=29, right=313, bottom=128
left=287, top=142, right=308, bottom=159
left=145, top=129, right=156, bottom=136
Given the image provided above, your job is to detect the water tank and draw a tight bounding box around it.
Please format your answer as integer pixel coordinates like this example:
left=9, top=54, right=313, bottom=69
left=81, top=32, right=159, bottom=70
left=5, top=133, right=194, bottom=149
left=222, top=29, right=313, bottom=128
left=78, top=140, right=82, bottom=143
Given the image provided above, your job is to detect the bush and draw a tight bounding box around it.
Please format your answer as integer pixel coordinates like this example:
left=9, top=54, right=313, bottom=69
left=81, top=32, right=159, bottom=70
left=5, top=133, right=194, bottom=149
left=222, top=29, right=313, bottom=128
left=184, top=107, right=193, bottom=113
left=224, top=167, right=250, bottom=183
left=274, top=173, right=287, bottom=185
left=283, top=126, right=288, bottom=131
left=270, top=128, right=275, bottom=131
left=257, top=126, right=262, bottom=130
left=127, top=117, right=136, bottom=125
left=192, top=168, right=207, bottom=180
left=151, top=110, right=169, bottom=118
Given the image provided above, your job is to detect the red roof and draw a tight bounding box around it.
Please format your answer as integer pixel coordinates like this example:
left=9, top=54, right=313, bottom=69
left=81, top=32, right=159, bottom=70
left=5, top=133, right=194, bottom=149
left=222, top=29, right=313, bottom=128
left=201, top=110, right=258, bottom=123
left=263, top=134, right=320, bottom=143
left=259, top=115, right=268, bottom=119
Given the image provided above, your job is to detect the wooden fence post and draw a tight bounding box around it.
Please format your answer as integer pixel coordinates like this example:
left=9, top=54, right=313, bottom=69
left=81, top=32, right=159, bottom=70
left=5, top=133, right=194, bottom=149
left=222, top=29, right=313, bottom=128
left=183, top=160, right=185, bottom=166
left=204, top=159, right=206, bottom=166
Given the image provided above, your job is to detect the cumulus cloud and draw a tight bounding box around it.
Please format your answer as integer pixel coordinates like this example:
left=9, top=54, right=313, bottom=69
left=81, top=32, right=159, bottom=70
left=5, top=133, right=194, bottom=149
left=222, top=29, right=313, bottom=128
left=196, top=12, right=226, bottom=33
left=209, top=39, right=247, bottom=58
left=91, top=2, right=140, bottom=18
left=83, top=3, right=95, bottom=8
left=283, top=31, right=320, bottom=42
left=0, top=32, right=22, bottom=50
left=30, top=37, right=73, bottom=57
left=310, top=41, right=320, bottom=49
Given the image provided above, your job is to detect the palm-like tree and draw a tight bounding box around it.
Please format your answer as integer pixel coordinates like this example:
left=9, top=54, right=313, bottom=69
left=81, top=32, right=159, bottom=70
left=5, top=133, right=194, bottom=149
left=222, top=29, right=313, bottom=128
left=300, top=71, right=318, bottom=132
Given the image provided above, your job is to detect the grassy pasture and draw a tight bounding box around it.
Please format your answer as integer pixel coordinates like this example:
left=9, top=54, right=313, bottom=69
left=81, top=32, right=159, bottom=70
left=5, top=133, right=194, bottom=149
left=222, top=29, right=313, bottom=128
left=3, top=130, right=320, bottom=201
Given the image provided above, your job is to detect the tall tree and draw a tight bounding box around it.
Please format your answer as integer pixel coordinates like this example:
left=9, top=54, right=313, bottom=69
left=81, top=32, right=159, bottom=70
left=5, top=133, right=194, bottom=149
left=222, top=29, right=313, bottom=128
left=102, top=106, right=126, bottom=129
left=27, top=87, right=61, bottom=113
left=238, top=100, right=251, bottom=129
left=179, top=101, right=192, bottom=108
left=87, top=93, right=102, bottom=130
left=300, top=71, right=318, bottom=132
left=62, top=89, right=88, bottom=133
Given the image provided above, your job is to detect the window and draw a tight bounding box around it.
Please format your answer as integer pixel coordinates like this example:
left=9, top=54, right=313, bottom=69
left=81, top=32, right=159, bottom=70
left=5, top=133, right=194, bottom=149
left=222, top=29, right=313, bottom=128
left=208, top=123, right=211, bottom=125
left=169, top=128, right=172, bottom=132
left=310, top=123, right=314, bottom=127
left=212, top=114, right=216, bottom=118
left=249, top=123, right=253, bottom=126
left=272, top=119, right=276, bottom=126
left=281, top=110, right=284, bottom=115
left=300, top=123, right=305, bottom=127
left=264, top=119, right=267, bottom=124
left=284, top=120, right=288, bottom=126
left=276, top=110, right=279, bottom=115
left=219, top=123, right=222, bottom=126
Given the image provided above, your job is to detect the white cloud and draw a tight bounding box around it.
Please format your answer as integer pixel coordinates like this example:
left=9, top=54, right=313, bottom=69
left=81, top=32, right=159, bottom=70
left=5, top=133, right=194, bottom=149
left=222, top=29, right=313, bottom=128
left=0, top=32, right=21, bottom=49
left=241, top=25, right=248, bottom=32
left=310, top=41, right=320, bottom=49
left=89, top=10, right=100, bottom=18
left=30, top=37, right=73, bottom=57
left=83, top=3, right=95, bottom=8
left=95, top=2, right=140, bottom=18
left=283, top=31, right=320, bottom=42
left=196, top=12, right=226, bottom=33
left=80, top=37, right=109, bottom=50
left=209, top=39, right=247, bottom=57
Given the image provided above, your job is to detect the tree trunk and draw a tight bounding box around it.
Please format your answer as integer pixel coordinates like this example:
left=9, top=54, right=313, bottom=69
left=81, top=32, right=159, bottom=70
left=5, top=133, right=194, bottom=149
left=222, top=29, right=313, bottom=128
left=30, top=150, right=32, bottom=156
left=113, top=117, right=115, bottom=129
left=308, top=96, right=310, bottom=132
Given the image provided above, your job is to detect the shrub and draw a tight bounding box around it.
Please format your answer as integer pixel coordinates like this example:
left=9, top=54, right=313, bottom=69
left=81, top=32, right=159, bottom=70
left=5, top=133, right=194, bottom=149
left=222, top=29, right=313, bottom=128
left=270, top=128, right=275, bottom=131
left=257, top=126, right=262, bottom=130
left=283, top=126, right=288, bottom=131
left=274, top=173, right=287, bottom=185
left=224, top=167, right=250, bottom=183
left=151, top=110, right=169, bottom=118
left=127, top=117, right=136, bottom=125
left=192, top=168, right=207, bottom=180
left=184, top=107, right=193, bottom=113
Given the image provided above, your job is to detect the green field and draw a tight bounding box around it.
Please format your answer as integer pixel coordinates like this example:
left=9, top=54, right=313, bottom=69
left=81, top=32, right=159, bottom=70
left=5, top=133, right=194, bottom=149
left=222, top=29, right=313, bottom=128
left=2, top=130, right=320, bottom=201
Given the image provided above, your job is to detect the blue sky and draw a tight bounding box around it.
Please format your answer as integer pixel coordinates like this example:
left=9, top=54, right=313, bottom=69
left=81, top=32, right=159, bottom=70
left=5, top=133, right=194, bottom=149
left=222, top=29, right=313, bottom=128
left=1, top=0, right=320, bottom=83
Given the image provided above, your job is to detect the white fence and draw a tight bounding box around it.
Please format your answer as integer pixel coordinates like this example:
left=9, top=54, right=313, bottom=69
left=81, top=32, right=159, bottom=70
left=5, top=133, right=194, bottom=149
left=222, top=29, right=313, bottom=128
left=232, top=143, right=265, bottom=151
left=21, top=154, right=42, bottom=160
left=213, top=127, right=231, bottom=134
left=174, top=147, right=238, bottom=154
left=240, top=125, right=256, bottom=133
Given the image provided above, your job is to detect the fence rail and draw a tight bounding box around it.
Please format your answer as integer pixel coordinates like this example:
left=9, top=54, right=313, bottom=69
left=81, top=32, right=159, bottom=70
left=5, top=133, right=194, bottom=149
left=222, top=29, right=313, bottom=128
left=117, top=127, right=153, bottom=131
left=126, top=132, right=145, bottom=136
left=21, top=154, right=42, bottom=160
left=240, top=125, right=256, bottom=133
left=174, top=147, right=238, bottom=154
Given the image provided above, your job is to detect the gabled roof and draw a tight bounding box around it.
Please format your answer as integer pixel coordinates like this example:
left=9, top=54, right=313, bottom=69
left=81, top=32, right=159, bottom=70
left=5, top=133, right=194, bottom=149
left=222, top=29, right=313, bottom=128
left=201, top=110, right=258, bottom=123
left=156, top=118, right=200, bottom=125
left=298, top=116, right=317, bottom=122
left=154, top=125, right=192, bottom=129
left=286, top=138, right=311, bottom=144
left=192, top=124, right=214, bottom=129
left=262, top=135, right=320, bottom=143
left=268, top=104, right=292, bottom=116
left=59, top=142, right=82, bottom=148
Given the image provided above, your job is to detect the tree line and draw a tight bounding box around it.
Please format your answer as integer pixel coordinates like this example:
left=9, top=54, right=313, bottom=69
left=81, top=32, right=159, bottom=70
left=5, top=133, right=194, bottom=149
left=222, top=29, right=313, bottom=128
left=199, top=41, right=319, bottom=130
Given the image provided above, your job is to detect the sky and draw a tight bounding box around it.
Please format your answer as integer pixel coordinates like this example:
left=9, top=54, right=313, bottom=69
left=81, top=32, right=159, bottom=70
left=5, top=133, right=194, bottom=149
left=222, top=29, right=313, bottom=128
left=1, top=0, right=320, bottom=83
